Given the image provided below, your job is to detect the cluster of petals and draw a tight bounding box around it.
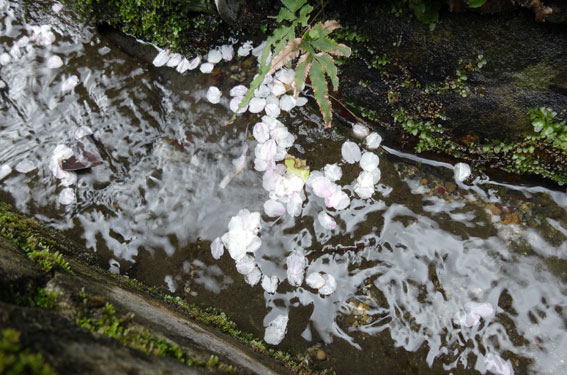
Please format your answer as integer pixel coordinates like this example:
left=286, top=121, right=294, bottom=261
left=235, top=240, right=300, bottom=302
left=306, top=272, right=337, bottom=295
left=220, top=209, right=262, bottom=262
left=262, top=164, right=306, bottom=217
left=307, top=172, right=350, bottom=210
left=152, top=44, right=233, bottom=74
left=454, top=301, right=494, bottom=327
left=1, top=24, right=58, bottom=66
left=49, top=144, right=77, bottom=205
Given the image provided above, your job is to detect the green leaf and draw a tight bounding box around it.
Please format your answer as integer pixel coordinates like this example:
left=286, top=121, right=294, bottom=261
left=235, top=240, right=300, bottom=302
left=281, top=0, right=307, bottom=13
left=298, top=4, right=312, bottom=26
left=315, top=53, right=338, bottom=91
left=469, top=0, right=487, bottom=8
left=310, top=59, right=333, bottom=128
left=308, top=28, right=320, bottom=40
left=276, top=8, right=295, bottom=22
left=294, top=53, right=313, bottom=97
left=310, top=37, right=351, bottom=57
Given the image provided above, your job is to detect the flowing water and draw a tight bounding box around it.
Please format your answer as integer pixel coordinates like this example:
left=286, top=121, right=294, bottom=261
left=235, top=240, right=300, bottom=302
left=1, top=2, right=567, bottom=374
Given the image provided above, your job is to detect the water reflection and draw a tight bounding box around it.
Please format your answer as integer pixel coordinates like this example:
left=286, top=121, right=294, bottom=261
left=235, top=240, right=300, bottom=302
left=1, top=2, right=567, bottom=374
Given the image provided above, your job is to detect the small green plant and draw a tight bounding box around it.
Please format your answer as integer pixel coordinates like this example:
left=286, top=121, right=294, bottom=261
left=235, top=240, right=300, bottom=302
left=528, top=107, right=567, bottom=151
left=32, top=288, right=58, bottom=310
left=233, top=0, right=351, bottom=128
left=0, top=328, right=56, bottom=375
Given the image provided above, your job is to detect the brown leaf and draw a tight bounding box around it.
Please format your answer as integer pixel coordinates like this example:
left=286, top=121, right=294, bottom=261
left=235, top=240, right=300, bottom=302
left=327, top=43, right=351, bottom=57
left=321, top=20, right=342, bottom=34
left=61, top=135, right=103, bottom=171
left=269, top=38, right=302, bottom=75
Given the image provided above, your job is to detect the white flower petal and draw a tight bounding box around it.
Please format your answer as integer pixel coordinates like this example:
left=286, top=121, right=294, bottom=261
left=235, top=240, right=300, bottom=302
left=354, top=185, right=374, bottom=199
left=15, top=160, right=36, bottom=174
left=318, top=211, right=337, bottom=230
left=264, top=315, right=288, bottom=345
left=306, top=272, right=326, bottom=289
left=253, top=122, right=270, bottom=143
left=295, top=97, right=308, bottom=106
left=325, top=189, right=350, bottom=210
left=341, top=141, right=361, bottom=163
left=245, top=266, right=262, bottom=286
left=237, top=41, right=253, bottom=56
left=254, top=84, right=270, bottom=98
left=187, top=56, right=201, bottom=70
left=319, top=274, right=337, bottom=295
left=270, top=82, right=286, bottom=97
left=46, top=55, right=63, bottom=69
left=0, top=53, right=11, bottom=66
left=286, top=192, right=303, bottom=217
left=265, top=103, right=280, bottom=118
left=0, top=164, right=12, bottom=181
left=485, top=354, right=514, bottom=375
left=207, top=49, right=222, bottom=63
left=229, top=96, right=247, bottom=113
left=176, top=58, right=191, bottom=73
left=261, top=275, right=279, bottom=294
left=360, top=152, right=379, bottom=172
left=206, top=86, right=221, bottom=104
left=199, top=62, right=214, bottom=73
left=264, top=199, right=286, bottom=217
left=275, top=68, right=295, bottom=85
left=230, top=85, right=248, bottom=97
left=366, top=132, right=382, bottom=149
left=323, top=164, right=342, bottom=182
left=370, top=168, right=381, bottom=184
left=52, top=2, right=63, bottom=12
left=220, top=44, right=233, bottom=61
left=255, top=139, right=277, bottom=161
left=166, top=53, right=183, bottom=67
left=352, top=123, right=369, bottom=138
left=279, top=95, right=296, bottom=112
left=286, top=251, right=306, bottom=286
left=454, top=162, right=471, bottom=182
left=249, top=97, right=266, bottom=113
left=61, top=75, right=79, bottom=92
left=211, top=237, right=224, bottom=259
left=465, top=302, right=494, bottom=318
left=236, top=254, right=256, bottom=275
left=58, top=188, right=75, bottom=205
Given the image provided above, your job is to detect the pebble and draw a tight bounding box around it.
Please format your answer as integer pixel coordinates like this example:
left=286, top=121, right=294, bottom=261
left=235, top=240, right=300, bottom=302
left=316, top=349, right=326, bottom=361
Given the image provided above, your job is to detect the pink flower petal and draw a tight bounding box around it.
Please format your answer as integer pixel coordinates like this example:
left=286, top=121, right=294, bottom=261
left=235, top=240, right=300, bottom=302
left=211, top=237, right=224, bottom=259
left=341, top=141, right=361, bottom=163
left=318, top=211, right=337, bottom=230
left=264, top=199, right=286, bottom=217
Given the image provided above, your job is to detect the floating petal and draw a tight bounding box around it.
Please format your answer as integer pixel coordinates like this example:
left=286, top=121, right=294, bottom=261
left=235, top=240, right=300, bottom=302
left=485, top=354, right=514, bottom=375
left=324, top=163, right=342, bottom=181
left=206, top=86, right=221, bottom=104
left=306, top=272, right=326, bottom=289
left=15, top=160, right=36, bottom=174
left=352, top=123, right=369, bottom=138
left=265, top=103, right=280, bottom=118
left=207, top=49, right=222, bottom=63
left=366, top=132, right=382, bottom=149
left=249, top=97, right=266, bottom=113
left=211, top=237, right=224, bottom=259
left=286, top=251, right=306, bottom=286
left=253, top=122, right=270, bottom=143
left=166, top=53, right=183, bottom=67
left=0, top=164, right=12, bottom=181
left=61, top=75, right=79, bottom=92
left=254, top=84, right=270, bottom=98
left=52, top=2, right=63, bottom=12
left=454, top=162, right=471, bottom=182
left=318, top=211, right=337, bottom=230
left=341, top=141, right=361, bottom=164
left=176, top=58, right=191, bottom=73
left=286, top=192, right=304, bottom=217
left=58, top=188, right=75, bottom=205
left=264, top=199, right=286, bottom=217
left=245, top=266, right=262, bottom=286
left=264, top=315, right=288, bottom=345
left=220, top=44, right=233, bottom=61
left=270, top=82, right=286, bottom=97
left=236, top=254, right=256, bottom=275
left=187, top=56, right=201, bottom=70
left=295, top=97, right=308, bottom=106
left=230, top=85, right=248, bottom=97
left=279, top=95, right=296, bottom=112
left=261, top=275, right=279, bottom=294
left=229, top=96, right=247, bottom=113
left=46, top=55, right=63, bottom=69
left=319, top=274, right=337, bottom=295
left=237, top=41, right=253, bottom=56
left=199, top=62, right=214, bottom=73
left=360, top=152, right=379, bottom=172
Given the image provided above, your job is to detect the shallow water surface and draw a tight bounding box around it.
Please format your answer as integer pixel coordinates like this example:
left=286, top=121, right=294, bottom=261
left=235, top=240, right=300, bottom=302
left=1, top=2, right=567, bottom=375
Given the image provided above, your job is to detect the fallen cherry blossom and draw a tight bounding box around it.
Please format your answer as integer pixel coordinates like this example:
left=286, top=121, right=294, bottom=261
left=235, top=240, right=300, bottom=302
left=15, top=160, right=36, bottom=173
left=61, top=75, right=79, bottom=92
left=360, top=152, right=379, bottom=172
left=253, top=122, right=270, bottom=143
left=207, top=49, right=222, bottom=63
left=454, top=162, right=471, bottom=182
left=199, top=62, right=214, bottom=73
left=206, top=86, right=221, bottom=104
left=366, top=132, right=382, bottom=149
left=286, top=251, right=306, bottom=286
left=0, top=164, right=12, bottom=181
left=46, top=55, right=63, bottom=69
left=187, top=56, right=201, bottom=70
left=264, top=199, right=286, bottom=217
left=261, top=275, right=279, bottom=294
left=220, top=44, right=233, bottom=61
left=324, top=163, right=342, bottom=181
left=264, top=314, right=288, bottom=345
left=485, top=353, right=514, bottom=375
left=58, top=187, right=75, bottom=205
left=245, top=266, right=262, bottom=286
left=211, top=237, right=224, bottom=259
left=249, top=97, right=266, bottom=113
left=318, top=211, right=337, bottom=230
left=341, top=141, right=361, bottom=164
left=352, top=123, right=369, bottom=138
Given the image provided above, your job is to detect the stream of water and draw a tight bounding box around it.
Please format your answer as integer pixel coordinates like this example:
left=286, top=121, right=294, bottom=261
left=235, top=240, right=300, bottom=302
left=1, top=2, right=566, bottom=374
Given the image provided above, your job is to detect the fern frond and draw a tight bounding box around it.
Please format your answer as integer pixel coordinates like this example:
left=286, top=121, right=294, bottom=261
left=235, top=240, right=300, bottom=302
left=315, top=52, right=338, bottom=92
left=269, top=38, right=302, bottom=75
left=294, top=53, right=312, bottom=98
left=310, top=59, right=332, bottom=128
